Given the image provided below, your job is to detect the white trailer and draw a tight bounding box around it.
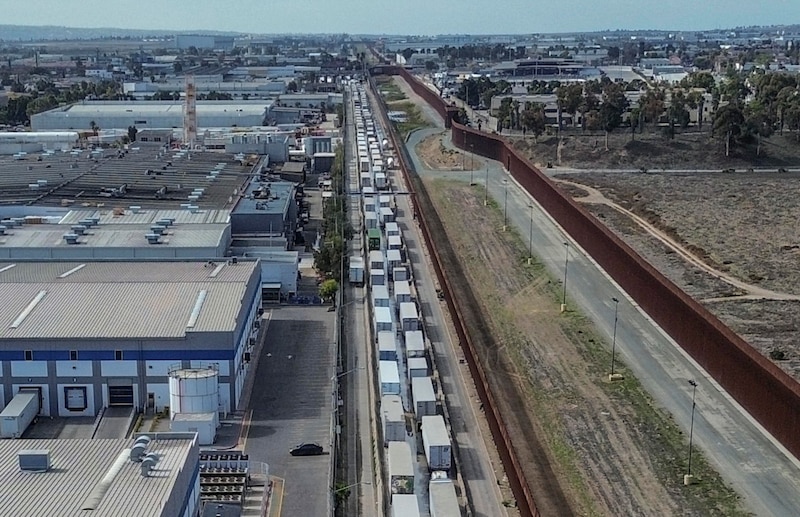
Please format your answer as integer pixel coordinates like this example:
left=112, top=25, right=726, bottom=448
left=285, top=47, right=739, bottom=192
left=429, top=479, right=461, bottom=517
left=375, top=172, right=388, bottom=190
left=360, top=172, right=373, bottom=189
left=408, top=357, right=429, bottom=378
left=379, top=194, right=394, bottom=209
left=381, top=395, right=406, bottom=444
left=422, top=415, right=452, bottom=472
left=372, top=284, right=390, bottom=308
left=387, top=441, right=415, bottom=494
left=379, top=206, right=395, bottom=225
left=411, top=376, right=437, bottom=419
left=370, top=268, right=386, bottom=286
left=394, top=280, right=412, bottom=305
left=391, top=494, right=421, bottom=517
left=349, top=256, right=365, bottom=286
left=385, top=221, right=400, bottom=237
left=380, top=360, right=401, bottom=395
left=378, top=331, right=398, bottom=361
left=387, top=249, right=403, bottom=271
left=0, top=391, right=39, bottom=439
left=374, top=306, right=393, bottom=334
left=364, top=210, right=378, bottom=230
left=393, top=266, right=409, bottom=282
left=363, top=195, right=376, bottom=213
left=369, top=250, right=385, bottom=271
left=400, top=302, right=420, bottom=332
left=405, top=330, right=425, bottom=358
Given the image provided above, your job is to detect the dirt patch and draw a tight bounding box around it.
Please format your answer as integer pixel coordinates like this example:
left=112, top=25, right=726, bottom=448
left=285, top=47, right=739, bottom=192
left=415, top=133, right=465, bottom=171
left=557, top=170, right=800, bottom=380
left=514, top=131, right=800, bottom=170
left=423, top=180, right=746, bottom=517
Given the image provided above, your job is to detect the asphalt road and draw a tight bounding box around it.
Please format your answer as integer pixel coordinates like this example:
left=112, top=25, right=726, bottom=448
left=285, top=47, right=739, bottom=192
left=244, top=305, right=336, bottom=517
left=402, top=118, right=800, bottom=516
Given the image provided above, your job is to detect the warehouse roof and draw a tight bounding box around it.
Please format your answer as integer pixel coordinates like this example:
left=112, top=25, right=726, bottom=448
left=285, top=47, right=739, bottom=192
left=49, top=100, right=271, bottom=118
left=0, top=148, right=253, bottom=209
left=0, top=260, right=258, bottom=339
left=0, top=435, right=197, bottom=517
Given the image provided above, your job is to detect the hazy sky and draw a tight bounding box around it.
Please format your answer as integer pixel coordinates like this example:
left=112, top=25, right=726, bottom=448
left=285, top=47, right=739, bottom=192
left=0, top=0, right=798, bottom=35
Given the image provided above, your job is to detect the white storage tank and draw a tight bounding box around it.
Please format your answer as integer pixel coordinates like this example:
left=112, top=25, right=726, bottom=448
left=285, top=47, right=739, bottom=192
left=380, top=360, right=401, bottom=395
left=405, top=330, right=425, bottom=358
left=168, top=366, right=220, bottom=424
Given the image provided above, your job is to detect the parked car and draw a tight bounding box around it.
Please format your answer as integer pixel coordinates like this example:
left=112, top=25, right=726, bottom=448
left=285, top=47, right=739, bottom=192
left=289, top=442, right=324, bottom=456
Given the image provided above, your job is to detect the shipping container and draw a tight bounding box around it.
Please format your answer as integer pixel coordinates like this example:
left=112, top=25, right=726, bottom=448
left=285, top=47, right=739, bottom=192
left=372, top=284, right=390, bottom=308
left=374, top=306, right=393, bottom=334
left=429, top=479, right=461, bottom=517
left=381, top=395, right=406, bottom=444
left=422, top=415, right=452, bottom=472
left=387, top=441, right=415, bottom=494
left=378, top=331, right=399, bottom=361
left=0, top=391, right=39, bottom=439
left=394, top=280, right=412, bottom=305
left=408, top=357, right=429, bottom=378
left=391, top=494, right=421, bottom=517
left=400, top=302, right=420, bottom=332
left=349, top=256, right=364, bottom=286
left=411, top=376, right=437, bottom=419
left=405, top=330, right=425, bottom=358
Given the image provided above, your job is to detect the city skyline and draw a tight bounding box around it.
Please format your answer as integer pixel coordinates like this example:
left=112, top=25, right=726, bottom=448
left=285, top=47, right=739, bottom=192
left=0, top=0, right=798, bottom=36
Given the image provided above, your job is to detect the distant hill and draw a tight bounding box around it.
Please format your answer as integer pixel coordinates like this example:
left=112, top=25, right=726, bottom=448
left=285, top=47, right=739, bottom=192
left=0, top=24, right=242, bottom=42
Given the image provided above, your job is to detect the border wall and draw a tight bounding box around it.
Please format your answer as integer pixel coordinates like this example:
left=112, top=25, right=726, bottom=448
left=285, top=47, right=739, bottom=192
left=381, top=64, right=800, bottom=462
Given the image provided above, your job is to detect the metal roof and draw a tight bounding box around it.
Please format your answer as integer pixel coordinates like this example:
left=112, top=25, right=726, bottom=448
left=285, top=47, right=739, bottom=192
left=0, top=261, right=258, bottom=339
left=0, top=436, right=196, bottom=517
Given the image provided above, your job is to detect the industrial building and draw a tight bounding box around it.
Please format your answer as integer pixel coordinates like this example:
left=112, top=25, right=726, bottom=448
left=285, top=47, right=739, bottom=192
left=0, top=434, right=200, bottom=517
left=0, top=132, right=79, bottom=155
left=175, top=34, right=235, bottom=51
left=0, top=260, right=262, bottom=417
left=31, top=101, right=272, bottom=131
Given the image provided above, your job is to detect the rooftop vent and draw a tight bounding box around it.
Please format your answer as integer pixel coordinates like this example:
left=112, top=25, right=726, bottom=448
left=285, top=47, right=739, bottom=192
left=2, top=219, right=17, bottom=228
left=78, top=219, right=95, bottom=228
left=150, top=225, right=166, bottom=235
left=0, top=225, right=5, bottom=235
left=19, top=450, right=50, bottom=472
left=63, top=234, right=79, bottom=245
left=145, top=233, right=161, bottom=244
left=129, top=206, right=141, bottom=214
left=187, top=205, right=199, bottom=213
left=28, top=184, right=40, bottom=191
left=129, top=436, right=151, bottom=462
left=37, top=179, right=48, bottom=187
left=157, top=218, right=175, bottom=227
left=71, top=225, right=87, bottom=235
left=140, top=452, right=159, bottom=477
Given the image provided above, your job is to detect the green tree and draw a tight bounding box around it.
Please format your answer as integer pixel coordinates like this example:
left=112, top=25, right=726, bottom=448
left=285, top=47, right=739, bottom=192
left=713, top=103, right=746, bottom=157
left=599, top=82, right=628, bottom=149
left=520, top=102, right=546, bottom=141
left=744, top=102, right=774, bottom=156
left=319, top=279, right=339, bottom=304
left=127, top=125, right=138, bottom=142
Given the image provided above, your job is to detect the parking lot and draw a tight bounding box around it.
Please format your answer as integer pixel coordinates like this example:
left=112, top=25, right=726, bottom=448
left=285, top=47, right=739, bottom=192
left=244, top=305, right=336, bottom=517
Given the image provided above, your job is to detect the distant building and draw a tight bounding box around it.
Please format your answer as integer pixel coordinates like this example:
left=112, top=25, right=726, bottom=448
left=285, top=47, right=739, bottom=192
left=175, top=34, right=235, bottom=51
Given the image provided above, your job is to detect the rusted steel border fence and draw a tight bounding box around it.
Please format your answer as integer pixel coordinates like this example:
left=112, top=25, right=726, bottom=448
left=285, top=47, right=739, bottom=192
left=383, top=65, right=800, bottom=461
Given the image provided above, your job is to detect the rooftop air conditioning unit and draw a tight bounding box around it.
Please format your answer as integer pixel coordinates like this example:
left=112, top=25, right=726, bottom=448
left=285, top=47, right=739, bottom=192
left=63, top=234, right=79, bottom=244
left=150, top=225, right=166, bottom=235
left=19, top=450, right=50, bottom=472
left=145, top=233, right=160, bottom=244
left=71, top=225, right=87, bottom=235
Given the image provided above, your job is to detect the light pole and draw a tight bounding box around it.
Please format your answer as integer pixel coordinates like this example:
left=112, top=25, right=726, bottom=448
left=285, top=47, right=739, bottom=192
left=684, top=379, right=698, bottom=485
left=332, top=366, right=364, bottom=382
left=561, top=241, right=569, bottom=312
left=333, top=480, right=371, bottom=493
left=527, top=204, right=534, bottom=265
left=502, top=180, right=509, bottom=231
left=484, top=165, right=489, bottom=206
left=470, top=143, right=475, bottom=173
left=609, top=297, right=623, bottom=381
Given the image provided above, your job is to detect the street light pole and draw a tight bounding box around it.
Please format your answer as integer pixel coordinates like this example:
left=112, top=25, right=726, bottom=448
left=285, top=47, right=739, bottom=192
left=609, top=297, right=623, bottom=381
left=527, top=204, right=534, bottom=265
left=561, top=241, right=569, bottom=312
left=484, top=165, right=489, bottom=206
left=502, top=180, right=509, bottom=231
left=685, top=379, right=698, bottom=485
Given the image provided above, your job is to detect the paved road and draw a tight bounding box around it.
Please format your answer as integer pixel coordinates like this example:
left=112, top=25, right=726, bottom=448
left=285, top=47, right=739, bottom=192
left=245, top=306, right=336, bottom=517
left=398, top=78, right=800, bottom=516
left=385, top=81, right=508, bottom=517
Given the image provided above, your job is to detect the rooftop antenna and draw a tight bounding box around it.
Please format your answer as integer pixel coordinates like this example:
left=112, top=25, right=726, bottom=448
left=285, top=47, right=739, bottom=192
left=184, top=74, right=197, bottom=151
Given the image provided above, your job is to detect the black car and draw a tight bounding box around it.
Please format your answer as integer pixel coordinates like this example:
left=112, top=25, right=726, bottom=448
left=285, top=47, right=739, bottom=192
left=289, top=442, right=324, bottom=456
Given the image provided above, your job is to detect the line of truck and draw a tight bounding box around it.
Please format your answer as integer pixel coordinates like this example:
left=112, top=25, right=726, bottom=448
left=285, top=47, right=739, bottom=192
left=348, top=80, right=462, bottom=517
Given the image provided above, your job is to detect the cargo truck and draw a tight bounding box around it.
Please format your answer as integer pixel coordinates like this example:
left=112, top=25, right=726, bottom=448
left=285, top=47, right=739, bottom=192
left=367, top=228, right=382, bottom=251
left=387, top=442, right=415, bottom=494
left=422, top=415, right=452, bottom=472
left=381, top=395, right=406, bottom=444
left=0, top=391, right=39, bottom=439
left=348, top=256, right=365, bottom=286
left=429, top=478, right=461, bottom=517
